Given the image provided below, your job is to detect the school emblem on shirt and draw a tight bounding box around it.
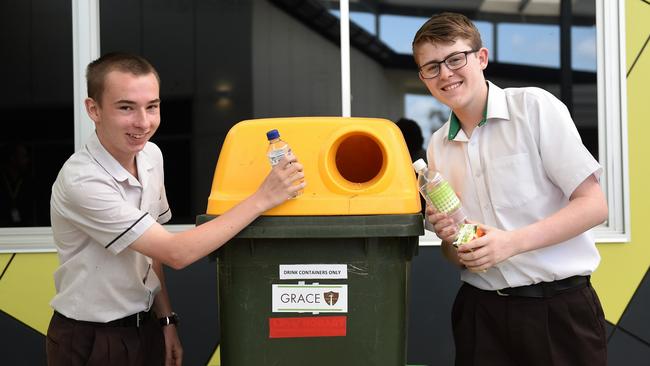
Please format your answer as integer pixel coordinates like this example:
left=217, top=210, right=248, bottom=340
left=324, top=291, right=339, bottom=305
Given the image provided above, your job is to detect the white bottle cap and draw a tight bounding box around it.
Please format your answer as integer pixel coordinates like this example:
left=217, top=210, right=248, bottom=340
left=412, top=158, right=427, bottom=172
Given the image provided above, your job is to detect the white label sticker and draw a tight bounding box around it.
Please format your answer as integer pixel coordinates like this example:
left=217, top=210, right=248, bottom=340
left=272, top=284, right=348, bottom=313
left=268, top=147, right=291, bottom=166
left=279, top=264, right=348, bottom=280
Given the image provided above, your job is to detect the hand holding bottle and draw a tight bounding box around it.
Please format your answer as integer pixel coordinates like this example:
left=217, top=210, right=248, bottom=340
left=413, top=159, right=466, bottom=241
left=425, top=205, right=460, bottom=243
left=412, top=159, right=466, bottom=223
left=267, top=129, right=304, bottom=198
left=256, top=154, right=305, bottom=210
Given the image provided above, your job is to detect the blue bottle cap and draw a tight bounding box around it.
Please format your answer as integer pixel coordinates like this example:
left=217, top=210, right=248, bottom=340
left=266, top=129, right=280, bottom=140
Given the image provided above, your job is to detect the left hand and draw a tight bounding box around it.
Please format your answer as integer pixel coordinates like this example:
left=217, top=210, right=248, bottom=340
left=162, top=325, right=183, bottom=366
left=456, top=223, right=519, bottom=273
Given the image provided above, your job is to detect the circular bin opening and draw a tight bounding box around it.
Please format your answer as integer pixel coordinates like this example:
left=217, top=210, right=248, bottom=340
left=335, top=133, right=384, bottom=184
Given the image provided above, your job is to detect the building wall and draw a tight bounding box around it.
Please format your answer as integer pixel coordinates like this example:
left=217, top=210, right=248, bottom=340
left=590, top=1, right=650, bottom=363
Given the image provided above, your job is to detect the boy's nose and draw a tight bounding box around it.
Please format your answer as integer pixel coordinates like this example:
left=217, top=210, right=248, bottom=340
left=133, top=109, right=150, bottom=128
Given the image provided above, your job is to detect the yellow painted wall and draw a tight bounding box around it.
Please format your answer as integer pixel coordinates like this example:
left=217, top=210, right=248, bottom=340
left=0, top=253, right=11, bottom=271
left=591, top=0, right=650, bottom=324
left=0, top=253, right=57, bottom=334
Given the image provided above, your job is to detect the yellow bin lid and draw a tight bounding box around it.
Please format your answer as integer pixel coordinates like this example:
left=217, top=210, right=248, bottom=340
left=206, top=117, right=421, bottom=216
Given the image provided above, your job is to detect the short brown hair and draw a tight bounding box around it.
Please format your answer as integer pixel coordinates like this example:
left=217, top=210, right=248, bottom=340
left=412, top=12, right=483, bottom=57
left=86, top=52, right=160, bottom=105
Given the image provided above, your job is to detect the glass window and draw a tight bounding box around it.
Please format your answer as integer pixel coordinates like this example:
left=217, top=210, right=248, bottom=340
left=404, top=94, right=450, bottom=151
left=379, top=15, right=427, bottom=55
left=497, top=23, right=560, bottom=68
left=330, top=9, right=377, bottom=35
left=379, top=15, right=493, bottom=59
left=572, top=25, right=597, bottom=72
left=0, top=1, right=74, bottom=229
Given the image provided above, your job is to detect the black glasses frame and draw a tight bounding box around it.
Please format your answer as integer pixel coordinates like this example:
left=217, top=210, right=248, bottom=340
left=418, top=49, right=480, bottom=79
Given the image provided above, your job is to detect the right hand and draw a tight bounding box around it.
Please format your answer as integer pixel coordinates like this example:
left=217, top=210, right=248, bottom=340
left=425, top=205, right=458, bottom=243
left=257, top=154, right=306, bottom=210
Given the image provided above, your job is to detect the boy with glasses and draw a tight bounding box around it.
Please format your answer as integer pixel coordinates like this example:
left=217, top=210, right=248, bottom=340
left=414, top=12, right=608, bottom=366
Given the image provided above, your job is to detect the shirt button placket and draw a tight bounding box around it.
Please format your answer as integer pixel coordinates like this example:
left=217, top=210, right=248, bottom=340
left=468, top=138, right=491, bottom=219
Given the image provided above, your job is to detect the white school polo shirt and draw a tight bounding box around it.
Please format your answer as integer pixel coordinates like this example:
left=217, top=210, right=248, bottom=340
left=50, top=132, right=172, bottom=322
left=426, top=81, right=602, bottom=290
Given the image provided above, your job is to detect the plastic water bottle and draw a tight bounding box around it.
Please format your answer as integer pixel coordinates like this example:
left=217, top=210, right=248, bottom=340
left=412, top=158, right=466, bottom=226
left=266, top=129, right=291, bottom=166
left=266, top=129, right=302, bottom=197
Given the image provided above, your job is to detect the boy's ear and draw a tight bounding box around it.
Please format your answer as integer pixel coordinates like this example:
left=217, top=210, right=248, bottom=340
left=85, top=98, right=100, bottom=124
left=478, top=47, right=489, bottom=70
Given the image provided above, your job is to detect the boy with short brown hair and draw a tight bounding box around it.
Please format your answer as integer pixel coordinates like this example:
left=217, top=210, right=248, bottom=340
left=414, top=12, right=608, bottom=366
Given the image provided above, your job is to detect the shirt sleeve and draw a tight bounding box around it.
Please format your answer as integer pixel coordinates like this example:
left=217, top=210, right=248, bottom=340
left=51, top=167, right=156, bottom=255
left=526, top=88, right=602, bottom=198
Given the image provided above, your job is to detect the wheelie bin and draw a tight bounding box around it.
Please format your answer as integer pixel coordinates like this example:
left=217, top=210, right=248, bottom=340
left=197, top=117, right=424, bottom=366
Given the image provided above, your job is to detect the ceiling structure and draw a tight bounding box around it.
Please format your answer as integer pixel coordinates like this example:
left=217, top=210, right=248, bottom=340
left=269, top=0, right=596, bottom=86
left=348, top=0, right=595, bottom=23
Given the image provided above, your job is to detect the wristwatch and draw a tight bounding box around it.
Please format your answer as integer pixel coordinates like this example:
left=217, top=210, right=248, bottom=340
left=159, top=312, right=180, bottom=326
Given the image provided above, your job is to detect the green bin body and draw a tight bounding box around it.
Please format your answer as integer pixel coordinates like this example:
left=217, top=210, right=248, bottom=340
left=196, top=214, right=423, bottom=366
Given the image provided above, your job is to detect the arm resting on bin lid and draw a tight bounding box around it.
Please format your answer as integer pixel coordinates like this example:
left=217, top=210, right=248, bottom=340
left=130, top=156, right=305, bottom=269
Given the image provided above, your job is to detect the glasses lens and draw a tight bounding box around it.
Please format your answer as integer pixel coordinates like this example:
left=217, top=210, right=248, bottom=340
left=446, top=53, right=467, bottom=70
left=421, top=64, right=439, bottom=79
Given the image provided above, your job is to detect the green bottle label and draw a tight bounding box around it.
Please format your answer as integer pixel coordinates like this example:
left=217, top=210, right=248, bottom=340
left=426, top=181, right=461, bottom=214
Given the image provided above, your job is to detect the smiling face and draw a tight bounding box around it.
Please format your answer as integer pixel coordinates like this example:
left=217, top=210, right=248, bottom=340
left=415, top=39, right=489, bottom=114
left=85, top=70, right=160, bottom=170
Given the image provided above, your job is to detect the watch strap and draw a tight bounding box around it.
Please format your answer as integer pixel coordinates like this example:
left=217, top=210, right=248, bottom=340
left=159, top=312, right=179, bottom=326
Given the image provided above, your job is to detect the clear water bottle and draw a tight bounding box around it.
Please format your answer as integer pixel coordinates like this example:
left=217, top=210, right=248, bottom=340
left=266, top=129, right=302, bottom=197
left=266, top=129, right=290, bottom=166
left=412, top=158, right=466, bottom=226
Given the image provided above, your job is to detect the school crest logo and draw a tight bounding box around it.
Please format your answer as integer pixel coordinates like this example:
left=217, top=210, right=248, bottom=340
left=323, top=291, right=339, bottom=306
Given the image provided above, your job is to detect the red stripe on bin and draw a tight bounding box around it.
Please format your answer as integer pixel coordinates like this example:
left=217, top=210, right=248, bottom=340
left=269, top=316, right=347, bottom=338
